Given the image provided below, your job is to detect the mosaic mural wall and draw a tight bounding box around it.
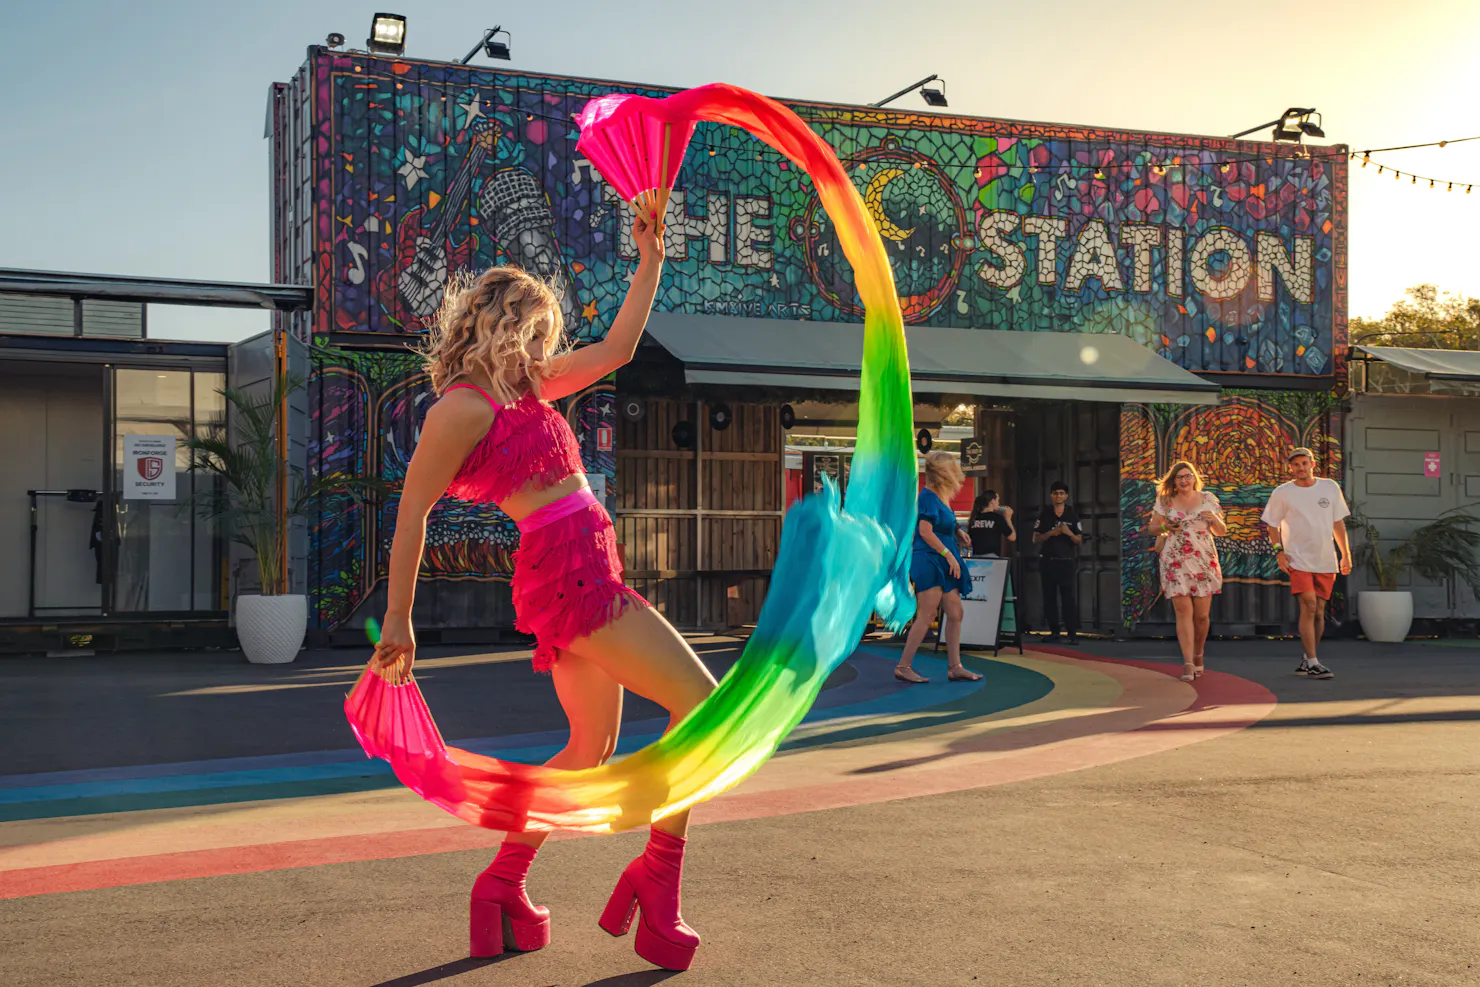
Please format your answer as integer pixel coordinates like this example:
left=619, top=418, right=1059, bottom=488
left=308, top=343, right=613, bottom=629
left=309, top=55, right=1346, bottom=374
left=1119, top=389, right=1343, bottom=625
left=282, top=53, right=1348, bottom=630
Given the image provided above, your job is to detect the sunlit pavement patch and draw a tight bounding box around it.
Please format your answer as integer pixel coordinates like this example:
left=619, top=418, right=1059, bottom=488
left=0, top=649, right=1273, bottom=898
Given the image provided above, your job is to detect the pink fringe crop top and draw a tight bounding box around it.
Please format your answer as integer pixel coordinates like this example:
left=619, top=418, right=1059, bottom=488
left=443, top=384, right=586, bottom=504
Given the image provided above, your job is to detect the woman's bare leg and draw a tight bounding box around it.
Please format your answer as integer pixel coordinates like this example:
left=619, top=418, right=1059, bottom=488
left=1192, top=596, right=1213, bottom=672
left=562, top=605, right=718, bottom=838
left=897, top=586, right=943, bottom=672
left=1171, top=596, right=1195, bottom=665
left=504, top=650, right=624, bottom=850
left=941, top=590, right=965, bottom=668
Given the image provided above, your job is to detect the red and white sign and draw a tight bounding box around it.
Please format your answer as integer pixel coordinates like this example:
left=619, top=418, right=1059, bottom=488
left=596, top=424, right=613, bottom=453
left=1424, top=451, right=1441, bottom=478
left=124, top=435, right=177, bottom=500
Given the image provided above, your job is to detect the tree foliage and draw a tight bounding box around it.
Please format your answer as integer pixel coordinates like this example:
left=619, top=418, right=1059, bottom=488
left=1350, top=284, right=1480, bottom=350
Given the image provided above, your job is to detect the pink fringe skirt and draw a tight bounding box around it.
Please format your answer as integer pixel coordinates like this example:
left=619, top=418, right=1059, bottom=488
left=512, top=487, right=649, bottom=673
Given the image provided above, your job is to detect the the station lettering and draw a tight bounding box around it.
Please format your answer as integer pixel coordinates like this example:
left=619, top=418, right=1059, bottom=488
left=975, top=211, right=1315, bottom=303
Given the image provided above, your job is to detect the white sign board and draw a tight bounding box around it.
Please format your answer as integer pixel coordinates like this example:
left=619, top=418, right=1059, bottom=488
left=958, top=557, right=1011, bottom=648
left=124, top=435, right=177, bottom=500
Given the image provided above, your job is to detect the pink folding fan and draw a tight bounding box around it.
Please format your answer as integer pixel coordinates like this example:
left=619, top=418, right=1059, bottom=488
left=575, top=92, right=699, bottom=224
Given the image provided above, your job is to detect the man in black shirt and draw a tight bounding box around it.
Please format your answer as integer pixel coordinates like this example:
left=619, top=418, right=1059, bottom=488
left=1032, top=480, right=1084, bottom=643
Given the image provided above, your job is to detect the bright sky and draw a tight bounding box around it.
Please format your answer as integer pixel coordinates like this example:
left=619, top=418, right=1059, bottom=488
left=4, top=0, right=1478, bottom=342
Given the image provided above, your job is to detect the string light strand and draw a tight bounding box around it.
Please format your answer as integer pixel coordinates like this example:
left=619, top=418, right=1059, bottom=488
left=1352, top=152, right=1474, bottom=194
left=1355, top=134, right=1480, bottom=155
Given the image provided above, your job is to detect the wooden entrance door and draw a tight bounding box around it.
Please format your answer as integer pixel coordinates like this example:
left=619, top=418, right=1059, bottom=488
left=1015, top=401, right=1122, bottom=634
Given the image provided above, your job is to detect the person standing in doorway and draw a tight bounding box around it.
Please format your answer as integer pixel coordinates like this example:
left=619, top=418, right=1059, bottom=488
left=1033, top=480, right=1084, bottom=644
left=1261, top=447, right=1352, bottom=679
left=967, top=490, right=1016, bottom=558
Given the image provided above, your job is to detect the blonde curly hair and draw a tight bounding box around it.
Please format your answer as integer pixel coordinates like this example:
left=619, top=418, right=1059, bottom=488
left=923, top=450, right=965, bottom=500
left=419, top=265, right=567, bottom=403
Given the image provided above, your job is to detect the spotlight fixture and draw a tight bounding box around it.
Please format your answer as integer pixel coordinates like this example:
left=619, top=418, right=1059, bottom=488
left=460, top=26, right=512, bottom=64
left=326, top=32, right=346, bottom=48
left=872, top=74, right=948, bottom=109
left=1271, top=109, right=1319, bottom=143
left=1229, top=107, right=1323, bottom=144
left=920, top=79, right=948, bottom=107
left=367, top=13, right=406, bottom=55
left=484, top=28, right=512, bottom=60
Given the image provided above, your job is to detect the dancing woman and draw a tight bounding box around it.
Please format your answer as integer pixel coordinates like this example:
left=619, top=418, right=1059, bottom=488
left=369, top=216, right=715, bottom=971
left=1143, top=460, right=1226, bottom=681
left=893, top=451, right=983, bottom=684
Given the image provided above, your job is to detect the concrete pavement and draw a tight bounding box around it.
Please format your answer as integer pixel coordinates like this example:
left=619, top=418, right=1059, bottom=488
left=2, top=635, right=1477, bottom=986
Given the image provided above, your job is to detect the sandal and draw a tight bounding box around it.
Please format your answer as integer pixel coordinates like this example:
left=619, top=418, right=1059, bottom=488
left=1193, top=656, right=1205, bottom=679
left=947, top=666, right=983, bottom=682
left=1180, top=662, right=1196, bottom=683
left=894, top=665, right=929, bottom=684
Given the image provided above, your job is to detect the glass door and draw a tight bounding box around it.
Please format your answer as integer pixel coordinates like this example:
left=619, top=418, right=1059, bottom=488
left=109, top=368, right=226, bottom=614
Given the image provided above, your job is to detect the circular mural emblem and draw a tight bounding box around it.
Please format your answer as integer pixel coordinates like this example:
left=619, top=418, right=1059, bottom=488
left=789, top=139, right=970, bottom=322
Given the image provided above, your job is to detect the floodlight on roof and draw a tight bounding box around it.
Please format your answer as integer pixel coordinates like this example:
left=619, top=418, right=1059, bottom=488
left=367, top=13, right=406, bottom=55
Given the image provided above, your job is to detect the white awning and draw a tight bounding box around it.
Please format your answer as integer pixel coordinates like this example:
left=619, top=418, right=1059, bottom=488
left=643, top=313, right=1220, bottom=406
left=1356, top=345, right=1480, bottom=381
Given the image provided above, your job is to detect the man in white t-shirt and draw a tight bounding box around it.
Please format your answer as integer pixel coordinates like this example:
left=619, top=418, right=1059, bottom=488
left=1260, top=447, right=1352, bottom=679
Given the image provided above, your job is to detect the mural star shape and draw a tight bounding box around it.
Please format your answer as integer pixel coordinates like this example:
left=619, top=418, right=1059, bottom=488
left=459, top=96, right=483, bottom=129
left=397, top=154, right=429, bottom=189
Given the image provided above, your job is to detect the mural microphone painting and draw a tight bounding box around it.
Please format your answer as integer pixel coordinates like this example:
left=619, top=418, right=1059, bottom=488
left=480, top=167, right=587, bottom=337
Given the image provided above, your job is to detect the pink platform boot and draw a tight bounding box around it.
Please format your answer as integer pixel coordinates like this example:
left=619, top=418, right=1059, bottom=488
left=598, top=830, right=701, bottom=970
left=469, top=842, right=551, bottom=957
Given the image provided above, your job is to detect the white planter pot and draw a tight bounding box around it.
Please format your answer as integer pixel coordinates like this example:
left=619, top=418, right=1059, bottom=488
left=236, top=594, right=308, bottom=664
left=1358, top=591, right=1414, bottom=643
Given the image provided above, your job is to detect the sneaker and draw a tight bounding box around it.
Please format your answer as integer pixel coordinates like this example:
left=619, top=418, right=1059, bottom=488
left=1306, top=662, right=1334, bottom=680
left=1294, top=657, right=1313, bottom=675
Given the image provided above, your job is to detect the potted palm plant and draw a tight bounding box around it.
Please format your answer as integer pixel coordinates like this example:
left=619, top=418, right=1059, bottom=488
left=1347, top=504, right=1480, bottom=642
left=188, top=372, right=382, bottom=664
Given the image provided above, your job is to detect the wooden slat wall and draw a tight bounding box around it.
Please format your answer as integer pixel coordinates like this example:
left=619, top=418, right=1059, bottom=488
left=628, top=576, right=696, bottom=626
left=612, top=514, right=696, bottom=621
left=704, top=404, right=781, bottom=511
left=973, top=408, right=1017, bottom=509
left=701, top=575, right=771, bottom=631
left=615, top=399, right=696, bottom=511
left=614, top=398, right=783, bottom=629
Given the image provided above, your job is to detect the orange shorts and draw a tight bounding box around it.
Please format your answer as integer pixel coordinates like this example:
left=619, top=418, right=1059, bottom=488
left=1289, top=569, right=1335, bottom=600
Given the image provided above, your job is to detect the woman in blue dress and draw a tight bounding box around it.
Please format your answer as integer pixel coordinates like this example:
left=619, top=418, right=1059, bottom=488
left=894, top=451, right=983, bottom=683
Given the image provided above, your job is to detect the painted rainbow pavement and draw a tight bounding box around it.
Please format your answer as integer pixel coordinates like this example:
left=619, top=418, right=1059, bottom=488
left=0, top=648, right=1273, bottom=900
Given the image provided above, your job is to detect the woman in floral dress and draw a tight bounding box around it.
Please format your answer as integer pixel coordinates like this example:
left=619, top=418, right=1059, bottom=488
left=1146, top=461, right=1226, bottom=681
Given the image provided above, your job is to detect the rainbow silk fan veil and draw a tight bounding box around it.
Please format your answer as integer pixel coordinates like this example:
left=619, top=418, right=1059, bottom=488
left=344, top=83, right=918, bottom=833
